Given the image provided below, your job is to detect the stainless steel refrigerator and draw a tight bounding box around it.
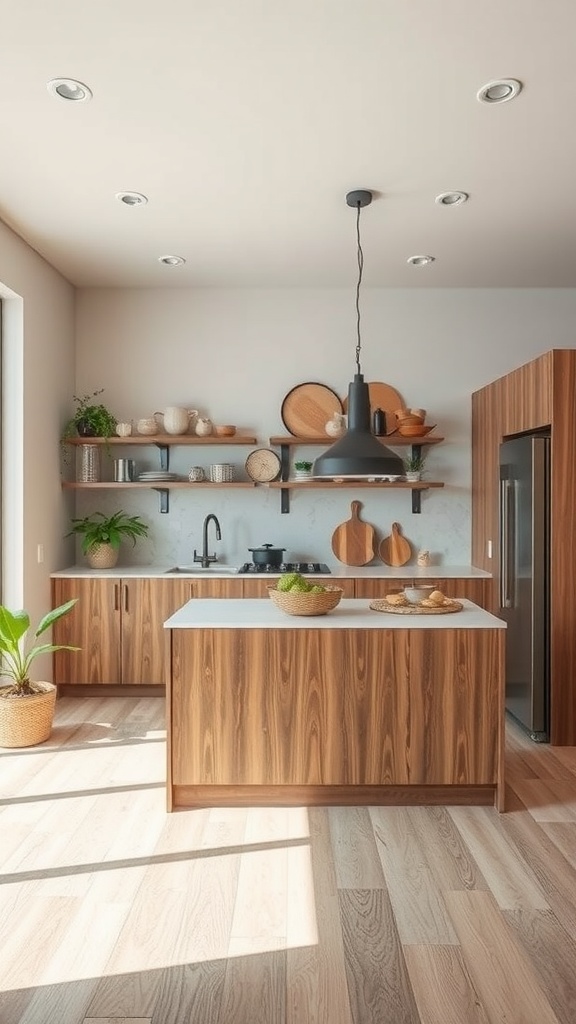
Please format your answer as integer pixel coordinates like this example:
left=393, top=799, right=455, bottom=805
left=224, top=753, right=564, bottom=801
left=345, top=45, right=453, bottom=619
left=499, top=434, right=550, bottom=741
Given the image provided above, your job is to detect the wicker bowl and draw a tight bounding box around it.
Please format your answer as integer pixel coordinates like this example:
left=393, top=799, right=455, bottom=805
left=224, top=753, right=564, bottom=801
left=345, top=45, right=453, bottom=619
left=268, top=584, right=344, bottom=616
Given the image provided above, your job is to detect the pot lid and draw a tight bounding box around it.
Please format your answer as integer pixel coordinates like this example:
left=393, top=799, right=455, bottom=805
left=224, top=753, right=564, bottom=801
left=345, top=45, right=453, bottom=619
left=248, top=543, right=286, bottom=552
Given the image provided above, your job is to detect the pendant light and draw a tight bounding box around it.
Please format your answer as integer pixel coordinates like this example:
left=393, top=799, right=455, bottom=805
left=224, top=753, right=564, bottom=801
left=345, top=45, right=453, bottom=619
left=313, top=190, right=404, bottom=480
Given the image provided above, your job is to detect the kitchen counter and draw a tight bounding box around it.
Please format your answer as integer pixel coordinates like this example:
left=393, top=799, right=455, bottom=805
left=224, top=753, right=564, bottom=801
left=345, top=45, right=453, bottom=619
left=165, top=597, right=505, bottom=812
left=165, top=597, right=503, bottom=630
left=52, top=563, right=492, bottom=579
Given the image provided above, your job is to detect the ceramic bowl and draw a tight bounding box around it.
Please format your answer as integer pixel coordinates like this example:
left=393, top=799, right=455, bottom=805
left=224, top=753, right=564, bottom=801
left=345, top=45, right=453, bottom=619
left=214, top=425, right=237, bottom=437
left=403, top=585, right=436, bottom=604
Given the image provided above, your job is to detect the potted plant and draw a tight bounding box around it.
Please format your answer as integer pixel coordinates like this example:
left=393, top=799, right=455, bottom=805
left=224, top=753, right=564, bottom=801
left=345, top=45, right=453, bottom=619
left=0, top=600, right=79, bottom=748
left=67, top=510, right=150, bottom=569
left=62, top=388, right=118, bottom=441
left=403, top=451, right=427, bottom=482
left=294, top=459, right=313, bottom=480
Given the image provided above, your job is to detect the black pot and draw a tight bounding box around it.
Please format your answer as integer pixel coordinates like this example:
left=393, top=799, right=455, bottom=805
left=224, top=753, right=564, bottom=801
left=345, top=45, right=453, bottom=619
left=76, top=417, right=98, bottom=437
left=248, top=543, right=287, bottom=566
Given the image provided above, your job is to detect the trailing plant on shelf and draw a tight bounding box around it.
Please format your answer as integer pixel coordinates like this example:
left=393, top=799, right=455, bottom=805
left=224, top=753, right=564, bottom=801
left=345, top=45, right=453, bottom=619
left=62, top=389, right=118, bottom=442
left=66, top=510, right=149, bottom=569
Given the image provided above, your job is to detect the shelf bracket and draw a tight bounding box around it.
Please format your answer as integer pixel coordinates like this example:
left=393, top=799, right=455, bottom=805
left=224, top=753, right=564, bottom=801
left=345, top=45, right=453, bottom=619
left=153, top=487, right=169, bottom=513
left=411, top=444, right=423, bottom=513
left=279, top=443, right=290, bottom=513
left=153, top=443, right=170, bottom=472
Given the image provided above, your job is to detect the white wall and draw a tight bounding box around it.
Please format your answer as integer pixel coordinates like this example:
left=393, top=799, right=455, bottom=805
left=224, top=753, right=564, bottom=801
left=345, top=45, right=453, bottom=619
left=0, top=219, right=75, bottom=637
left=74, top=287, right=576, bottom=569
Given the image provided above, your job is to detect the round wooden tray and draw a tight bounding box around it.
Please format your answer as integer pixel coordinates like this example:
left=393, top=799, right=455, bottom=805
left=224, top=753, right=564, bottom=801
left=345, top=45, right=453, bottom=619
left=369, top=599, right=463, bottom=615
left=281, top=382, right=344, bottom=438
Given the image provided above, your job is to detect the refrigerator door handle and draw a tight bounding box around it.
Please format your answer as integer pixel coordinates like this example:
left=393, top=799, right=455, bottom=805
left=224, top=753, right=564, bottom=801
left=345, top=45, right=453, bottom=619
left=500, top=477, right=515, bottom=608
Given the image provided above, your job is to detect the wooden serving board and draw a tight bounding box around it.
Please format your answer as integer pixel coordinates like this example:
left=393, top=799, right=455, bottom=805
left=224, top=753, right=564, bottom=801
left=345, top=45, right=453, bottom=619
left=331, top=500, right=376, bottom=566
left=281, top=382, right=344, bottom=438
left=379, top=522, right=411, bottom=566
left=369, top=599, right=463, bottom=615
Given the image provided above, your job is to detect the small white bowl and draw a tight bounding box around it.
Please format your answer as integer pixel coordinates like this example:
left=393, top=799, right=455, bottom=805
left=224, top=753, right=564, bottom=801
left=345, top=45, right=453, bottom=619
left=403, top=585, right=436, bottom=604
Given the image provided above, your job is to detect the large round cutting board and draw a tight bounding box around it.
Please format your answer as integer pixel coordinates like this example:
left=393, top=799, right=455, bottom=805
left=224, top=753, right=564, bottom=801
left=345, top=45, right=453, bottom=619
left=281, top=382, right=344, bottom=438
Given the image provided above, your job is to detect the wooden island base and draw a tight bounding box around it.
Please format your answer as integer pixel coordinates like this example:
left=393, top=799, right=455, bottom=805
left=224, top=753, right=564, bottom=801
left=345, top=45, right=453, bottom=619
left=165, top=600, right=506, bottom=812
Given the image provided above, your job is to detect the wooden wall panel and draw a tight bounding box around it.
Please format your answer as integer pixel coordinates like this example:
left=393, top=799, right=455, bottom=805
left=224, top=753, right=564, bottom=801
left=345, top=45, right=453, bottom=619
left=472, top=348, right=576, bottom=743
left=549, top=350, right=576, bottom=743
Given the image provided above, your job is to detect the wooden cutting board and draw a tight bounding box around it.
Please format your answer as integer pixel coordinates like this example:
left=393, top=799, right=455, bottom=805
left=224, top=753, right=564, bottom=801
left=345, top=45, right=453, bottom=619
left=379, top=522, right=412, bottom=566
left=331, top=501, right=376, bottom=566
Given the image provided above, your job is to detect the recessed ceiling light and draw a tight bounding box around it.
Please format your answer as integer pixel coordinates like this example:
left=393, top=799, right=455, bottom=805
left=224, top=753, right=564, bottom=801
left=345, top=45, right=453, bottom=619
left=435, top=191, right=469, bottom=206
left=477, top=79, right=522, bottom=104
left=116, top=191, right=148, bottom=206
left=47, top=78, right=92, bottom=102
left=407, top=255, right=435, bottom=267
left=158, top=255, right=186, bottom=266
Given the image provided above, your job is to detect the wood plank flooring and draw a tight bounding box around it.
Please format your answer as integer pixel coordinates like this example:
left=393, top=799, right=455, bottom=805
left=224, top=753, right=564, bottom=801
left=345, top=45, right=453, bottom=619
left=1, top=697, right=576, bottom=1024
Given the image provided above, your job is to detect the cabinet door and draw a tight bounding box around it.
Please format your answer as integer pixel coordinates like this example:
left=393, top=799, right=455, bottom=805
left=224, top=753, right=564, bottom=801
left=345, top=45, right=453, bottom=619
left=52, top=578, right=121, bottom=684
left=121, top=578, right=191, bottom=685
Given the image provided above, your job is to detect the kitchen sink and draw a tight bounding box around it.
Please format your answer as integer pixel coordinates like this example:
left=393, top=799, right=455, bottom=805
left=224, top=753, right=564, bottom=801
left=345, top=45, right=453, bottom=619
left=164, top=565, right=240, bottom=574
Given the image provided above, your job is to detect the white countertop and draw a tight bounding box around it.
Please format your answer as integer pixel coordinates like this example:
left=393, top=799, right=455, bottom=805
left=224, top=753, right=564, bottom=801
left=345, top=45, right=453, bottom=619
left=52, top=563, right=492, bottom=580
left=164, top=598, right=505, bottom=631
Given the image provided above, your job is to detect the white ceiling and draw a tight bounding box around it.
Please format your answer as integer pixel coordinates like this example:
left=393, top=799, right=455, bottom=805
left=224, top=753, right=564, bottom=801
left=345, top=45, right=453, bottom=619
left=1, top=0, right=575, bottom=289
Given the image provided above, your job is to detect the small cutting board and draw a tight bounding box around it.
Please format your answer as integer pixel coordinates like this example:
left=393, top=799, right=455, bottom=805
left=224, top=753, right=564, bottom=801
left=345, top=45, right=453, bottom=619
left=331, top=501, right=376, bottom=566
left=379, top=522, right=412, bottom=566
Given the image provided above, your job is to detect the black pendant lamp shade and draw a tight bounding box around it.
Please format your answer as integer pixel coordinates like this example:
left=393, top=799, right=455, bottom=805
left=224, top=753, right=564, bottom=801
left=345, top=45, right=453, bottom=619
left=313, top=190, right=404, bottom=480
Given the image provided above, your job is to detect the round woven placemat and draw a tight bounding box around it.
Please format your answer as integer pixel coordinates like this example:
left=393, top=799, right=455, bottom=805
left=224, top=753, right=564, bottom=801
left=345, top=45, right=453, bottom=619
left=369, top=599, right=463, bottom=615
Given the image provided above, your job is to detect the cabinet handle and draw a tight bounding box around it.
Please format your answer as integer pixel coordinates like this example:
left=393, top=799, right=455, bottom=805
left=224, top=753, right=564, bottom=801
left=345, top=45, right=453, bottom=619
left=113, top=583, right=120, bottom=611
left=123, top=584, right=129, bottom=612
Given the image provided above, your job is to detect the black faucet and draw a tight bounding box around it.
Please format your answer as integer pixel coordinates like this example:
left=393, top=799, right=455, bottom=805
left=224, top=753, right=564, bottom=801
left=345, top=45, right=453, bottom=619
left=193, top=514, right=222, bottom=568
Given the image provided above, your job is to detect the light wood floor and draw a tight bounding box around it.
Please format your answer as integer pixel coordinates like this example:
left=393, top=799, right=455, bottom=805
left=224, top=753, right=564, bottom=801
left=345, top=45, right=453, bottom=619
left=1, top=698, right=576, bottom=1024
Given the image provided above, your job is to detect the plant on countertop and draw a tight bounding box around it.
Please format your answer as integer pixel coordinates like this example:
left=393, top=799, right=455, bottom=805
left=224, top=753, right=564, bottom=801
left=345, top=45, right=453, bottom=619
left=294, top=460, right=313, bottom=471
left=0, top=600, right=78, bottom=698
left=62, top=388, right=118, bottom=441
left=403, top=451, right=427, bottom=474
left=66, top=510, right=150, bottom=555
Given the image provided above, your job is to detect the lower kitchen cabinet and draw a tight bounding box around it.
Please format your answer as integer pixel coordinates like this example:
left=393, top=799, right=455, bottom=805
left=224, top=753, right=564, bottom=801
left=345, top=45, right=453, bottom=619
left=52, top=576, right=245, bottom=687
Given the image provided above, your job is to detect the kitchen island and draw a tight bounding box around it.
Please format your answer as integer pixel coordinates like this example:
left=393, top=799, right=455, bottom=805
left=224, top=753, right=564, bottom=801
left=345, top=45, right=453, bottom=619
left=164, top=598, right=506, bottom=811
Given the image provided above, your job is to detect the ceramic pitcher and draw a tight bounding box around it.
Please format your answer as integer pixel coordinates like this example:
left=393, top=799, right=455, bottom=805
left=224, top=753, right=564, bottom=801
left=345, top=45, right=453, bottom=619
left=155, top=407, right=198, bottom=435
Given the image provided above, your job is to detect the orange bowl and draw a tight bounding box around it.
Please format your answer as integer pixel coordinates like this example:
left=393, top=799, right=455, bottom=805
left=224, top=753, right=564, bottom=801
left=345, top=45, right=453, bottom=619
left=398, top=423, right=436, bottom=437
left=396, top=414, right=424, bottom=425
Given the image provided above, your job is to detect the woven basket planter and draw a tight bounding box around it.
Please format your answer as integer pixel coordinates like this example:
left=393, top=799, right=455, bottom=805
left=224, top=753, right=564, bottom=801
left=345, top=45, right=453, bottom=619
left=0, top=682, right=57, bottom=748
left=87, top=543, right=119, bottom=569
left=268, top=585, right=343, bottom=617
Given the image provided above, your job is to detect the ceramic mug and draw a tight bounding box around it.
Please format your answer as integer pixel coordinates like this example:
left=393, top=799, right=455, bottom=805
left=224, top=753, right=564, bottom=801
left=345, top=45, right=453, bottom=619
left=116, top=421, right=133, bottom=437
left=188, top=466, right=205, bottom=482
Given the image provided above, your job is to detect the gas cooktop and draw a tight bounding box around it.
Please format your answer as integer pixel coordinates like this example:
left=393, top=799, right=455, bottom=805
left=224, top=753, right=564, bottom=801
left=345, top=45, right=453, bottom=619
left=238, top=562, right=331, bottom=574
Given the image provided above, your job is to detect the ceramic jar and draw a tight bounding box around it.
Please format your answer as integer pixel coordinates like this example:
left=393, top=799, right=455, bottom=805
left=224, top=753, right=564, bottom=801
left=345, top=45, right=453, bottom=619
left=188, top=466, right=206, bottom=482
left=155, top=407, right=198, bottom=435
left=195, top=417, right=213, bottom=437
left=136, top=417, right=159, bottom=436
left=116, top=421, right=133, bottom=437
left=325, top=411, right=346, bottom=437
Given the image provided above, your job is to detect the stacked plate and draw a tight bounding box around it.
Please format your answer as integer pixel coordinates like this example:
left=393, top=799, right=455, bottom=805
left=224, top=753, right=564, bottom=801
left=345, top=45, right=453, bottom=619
left=138, top=471, right=180, bottom=482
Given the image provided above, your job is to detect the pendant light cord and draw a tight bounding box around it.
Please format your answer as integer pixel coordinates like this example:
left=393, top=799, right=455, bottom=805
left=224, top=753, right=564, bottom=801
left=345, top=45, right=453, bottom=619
left=354, top=202, right=364, bottom=375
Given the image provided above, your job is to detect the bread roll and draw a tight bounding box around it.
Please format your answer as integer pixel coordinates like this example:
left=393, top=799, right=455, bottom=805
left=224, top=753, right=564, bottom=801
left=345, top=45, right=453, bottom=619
left=429, top=590, right=445, bottom=603
left=385, top=593, right=408, bottom=606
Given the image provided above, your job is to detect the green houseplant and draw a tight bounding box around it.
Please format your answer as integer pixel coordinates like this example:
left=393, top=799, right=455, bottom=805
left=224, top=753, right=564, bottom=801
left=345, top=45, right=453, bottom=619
left=62, top=388, right=118, bottom=441
left=294, top=459, right=313, bottom=479
left=67, top=510, right=150, bottom=569
left=403, top=451, right=427, bottom=482
left=0, top=600, right=79, bottom=747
